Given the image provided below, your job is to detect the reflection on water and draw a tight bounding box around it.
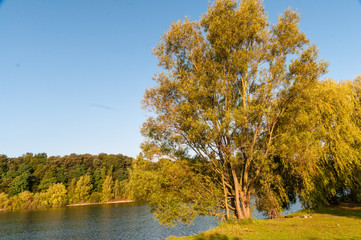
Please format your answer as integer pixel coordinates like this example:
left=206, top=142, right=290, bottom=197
left=0, top=201, right=302, bottom=240
left=0, top=202, right=218, bottom=240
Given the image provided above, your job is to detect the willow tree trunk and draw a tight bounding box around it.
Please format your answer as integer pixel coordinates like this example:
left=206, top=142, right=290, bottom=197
left=230, top=164, right=252, bottom=219
left=240, top=190, right=251, bottom=219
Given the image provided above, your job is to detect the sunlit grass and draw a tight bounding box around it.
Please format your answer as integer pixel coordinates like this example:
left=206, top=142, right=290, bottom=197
left=168, top=204, right=361, bottom=240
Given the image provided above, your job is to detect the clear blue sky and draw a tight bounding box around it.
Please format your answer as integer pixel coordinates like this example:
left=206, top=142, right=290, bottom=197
left=0, top=0, right=360, bottom=158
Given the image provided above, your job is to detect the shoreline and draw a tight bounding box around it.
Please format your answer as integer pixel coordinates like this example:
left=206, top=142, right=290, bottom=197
left=0, top=200, right=135, bottom=212
left=66, top=199, right=134, bottom=207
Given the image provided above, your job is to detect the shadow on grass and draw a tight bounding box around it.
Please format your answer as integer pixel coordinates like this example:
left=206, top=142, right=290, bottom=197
left=194, top=233, right=240, bottom=240
left=314, top=203, right=361, bottom=219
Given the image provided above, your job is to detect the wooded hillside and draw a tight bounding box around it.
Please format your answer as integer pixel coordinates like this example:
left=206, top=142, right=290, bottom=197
left=0, top=153, right=133, bottom=210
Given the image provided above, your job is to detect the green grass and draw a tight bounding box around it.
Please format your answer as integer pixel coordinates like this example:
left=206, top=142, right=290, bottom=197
left=168, top=204, right=361, bottom=240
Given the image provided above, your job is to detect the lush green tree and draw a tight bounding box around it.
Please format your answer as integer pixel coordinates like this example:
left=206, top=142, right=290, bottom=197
left=10, top=191, right=34, bottom=210
left=9, top=171, right=32, bottom=196
left=18, top=191, right=35, bottom=209
left=128, top=157, right=222, bottom=225
left=68, top=164, right=87, bottom=180
left=74, top=175, right=93, bottom=203
left=0, top=155, right=8, bottom=178
left=297, top=79, right=361, bottom=207
left=6, top=184, right=67, bottom=209
left=114, top=180, right=122, bottom=200
left=89, top=192, right=102, bottom=203
left=102, top=175, right=114, bottom=202
left=92, top=170, right=103, bottom=192
left=33, top=192, right=48, bottom=208
left=45, top=183, right=67, bottom=207
left=37, top=177, right=57, bottom=192
left=140, top=0, right=329, bottom=221
left=249, top=78, right=361, bottom=217
left=67, top=178, right=77, bottom=204
left=0, top=155, right=9, bottom=193
left=114, top=179, right=129, bottom=200
left=0, top=192, right=10, bottom=209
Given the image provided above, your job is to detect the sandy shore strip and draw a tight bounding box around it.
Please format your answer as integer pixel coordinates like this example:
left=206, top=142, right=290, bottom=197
left=66, top=200, right=134, bottom=207
left=0, top=200, right=135, bottom=211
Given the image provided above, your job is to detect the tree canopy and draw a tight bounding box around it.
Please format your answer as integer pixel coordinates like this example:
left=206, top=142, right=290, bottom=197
left=133, top=0, right=361, bottom=223
left=0, top=153, right=133, bottom=210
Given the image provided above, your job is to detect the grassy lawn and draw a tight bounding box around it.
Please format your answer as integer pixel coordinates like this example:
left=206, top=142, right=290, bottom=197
left=168, top=204, right=361, bottom=240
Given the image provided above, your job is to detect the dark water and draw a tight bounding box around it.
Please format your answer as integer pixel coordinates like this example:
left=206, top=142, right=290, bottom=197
left=0, top=201, right=302, bottom=240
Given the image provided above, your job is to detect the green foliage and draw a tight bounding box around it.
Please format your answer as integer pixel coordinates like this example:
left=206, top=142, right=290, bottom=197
left=73, top=175, right=93, bottom=203
left=0, top=153, right=132, bottom=197
left=102, top=175, right=114, bottom=202
left=67, top=178, right=77, bottom=204
left=1, top=183, right=66, bottom=210
left=114, top=179, right=128, bottom=200
left=16, top=191, right=35, bottom=209
left=114, top=180, right=121, bottom=199
left=273, top=79, right=361, bottom=208
left=9, top=171, right=33, bottom=196
left=128, top=157, right=222, bottom=226
left=0, top=192, right=10, bottom=209
left=4, top=191, right=35, bottom=210
left=37, top=177, right=57, bottom=192
left=92, top=170, right=103, bottom=192
left=33, top=192, right=48, bottom=208
left=139, top=0, right=361, bottom=224
left=45, top=183, right=67, bottom=207
left=0, top=153, right=132, bottom=210
left=89, top=192, right=102, bottom=203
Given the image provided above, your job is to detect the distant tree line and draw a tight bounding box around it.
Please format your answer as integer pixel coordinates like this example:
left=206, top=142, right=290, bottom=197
left=0, top=153, right=132, bottom=210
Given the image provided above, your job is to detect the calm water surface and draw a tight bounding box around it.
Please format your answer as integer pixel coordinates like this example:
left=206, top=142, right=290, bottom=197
left=0, top=201, right=301, bottom=240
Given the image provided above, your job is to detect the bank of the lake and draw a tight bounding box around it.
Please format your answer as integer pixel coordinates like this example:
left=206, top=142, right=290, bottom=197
left=66, top=199, right=134, bottom=207
left=0, top=200, right=135, bottom=212
left=169, top=204, right=361, bottom=240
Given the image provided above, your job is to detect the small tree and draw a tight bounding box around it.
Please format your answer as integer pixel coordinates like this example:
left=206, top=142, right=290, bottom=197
left=73, top=176, right=93, bottom=203
left=67, top=178, right=77, bottom=204
left=46, top=183, right=67, bottom=207
left=0, top=192, right=10, bottom=209
left=114, top=180, right=121, bottom=200
left=102, top=175, right=114, bottom=202
left=9, top=172, right=32, bottom=196
left=9, top=191, right=35, bottom=210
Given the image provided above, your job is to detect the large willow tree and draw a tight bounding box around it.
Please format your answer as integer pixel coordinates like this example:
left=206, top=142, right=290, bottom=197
left=141, top=0, right=330, bottom=220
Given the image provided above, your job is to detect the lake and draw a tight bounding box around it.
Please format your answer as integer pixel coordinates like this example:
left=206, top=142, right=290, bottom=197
left=0, top=201, right=301, bottom=240
left=0, top=202, right=218, bottom=240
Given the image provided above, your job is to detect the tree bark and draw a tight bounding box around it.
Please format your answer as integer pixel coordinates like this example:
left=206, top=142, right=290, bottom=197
left=231, top=164, right=243, bottom=219
left=221, top=173, right=230, bottom=220
left=240, top=190, right=251, bottom=219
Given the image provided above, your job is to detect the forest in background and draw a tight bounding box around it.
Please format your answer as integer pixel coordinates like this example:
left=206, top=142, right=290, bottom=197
left=0, top=153, right=133, bottom=210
